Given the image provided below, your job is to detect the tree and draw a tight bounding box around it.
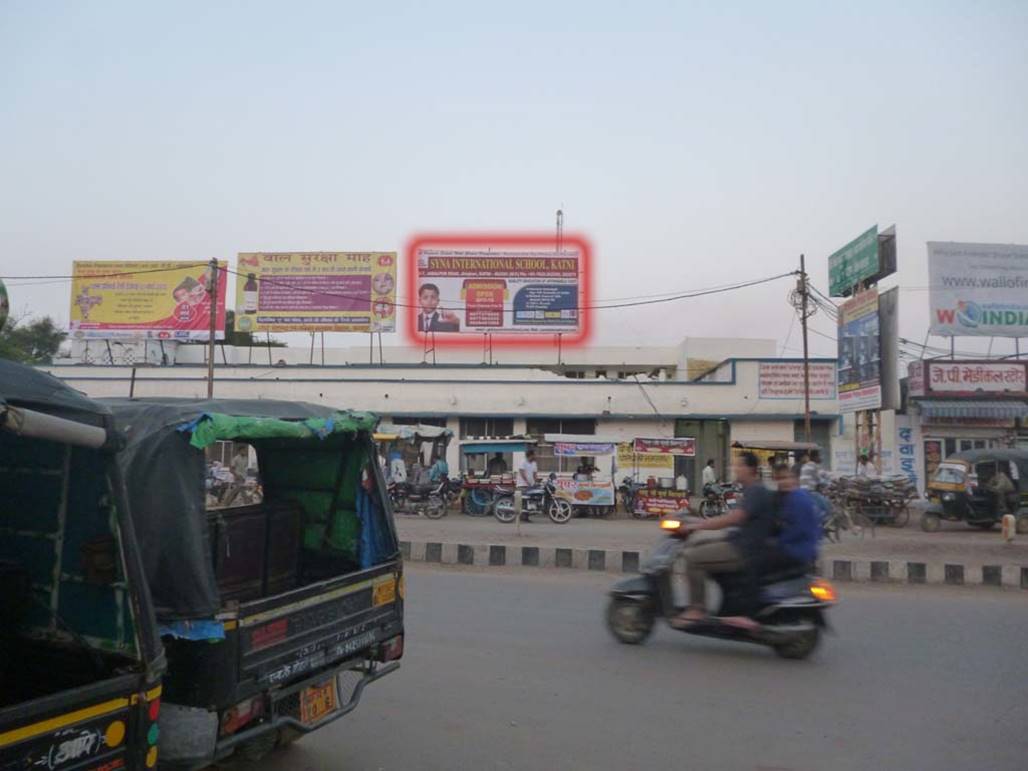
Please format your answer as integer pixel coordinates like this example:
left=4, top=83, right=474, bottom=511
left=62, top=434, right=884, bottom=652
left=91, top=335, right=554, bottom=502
left=0, top=315, right=67, bottom=364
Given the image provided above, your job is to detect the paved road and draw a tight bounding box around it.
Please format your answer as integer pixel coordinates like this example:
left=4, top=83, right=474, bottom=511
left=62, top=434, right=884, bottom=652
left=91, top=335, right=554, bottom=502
left=397, top=513, right=1028, bottom=567
left=254, top=565, right=1027, bottom=771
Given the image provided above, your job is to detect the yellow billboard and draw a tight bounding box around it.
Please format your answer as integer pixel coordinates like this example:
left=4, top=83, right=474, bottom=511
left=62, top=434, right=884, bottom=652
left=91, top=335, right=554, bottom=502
left=234, top=252, right=397, bottom=333
left=617, top=443, right=674, bottom=478
left=69, top=261, right=227, bottom=340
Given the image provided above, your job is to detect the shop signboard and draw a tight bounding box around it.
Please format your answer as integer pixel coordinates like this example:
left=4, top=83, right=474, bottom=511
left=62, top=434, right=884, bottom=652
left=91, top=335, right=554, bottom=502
left=632, top=437, right=696, bottom=455
left=757, top=361, right=837, bottom=400
left=837, top=288, right=881, bottom=413
left=908, top=360, right=926, bottom=397
left=926, top=361, right=1027, bottom=394
left=69, top=260, right=227, bottom=340
left=234, top=252, right=397, bottom=333
left=928, top=242, right=1028, bottom=337
left=634, top=488, right=691, bottom=516
left=412, top=249, right=580, bottom=335
left=895, top=415, right=923, bottom=494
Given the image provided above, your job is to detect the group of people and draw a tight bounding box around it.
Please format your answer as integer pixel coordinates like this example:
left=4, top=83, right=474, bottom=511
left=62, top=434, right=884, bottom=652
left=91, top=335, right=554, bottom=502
left=673, top=451, right=822, bottom=632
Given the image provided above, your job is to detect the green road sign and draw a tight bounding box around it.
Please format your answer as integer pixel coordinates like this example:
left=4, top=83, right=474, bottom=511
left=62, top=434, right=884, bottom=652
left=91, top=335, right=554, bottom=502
left=829, top=226, right=879, bottom=296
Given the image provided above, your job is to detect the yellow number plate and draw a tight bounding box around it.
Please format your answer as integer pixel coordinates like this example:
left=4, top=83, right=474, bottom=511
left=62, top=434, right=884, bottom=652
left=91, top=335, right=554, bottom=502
left=299, top=680, right=337, bottom=724
left=373, top=578, right=396, bottom=607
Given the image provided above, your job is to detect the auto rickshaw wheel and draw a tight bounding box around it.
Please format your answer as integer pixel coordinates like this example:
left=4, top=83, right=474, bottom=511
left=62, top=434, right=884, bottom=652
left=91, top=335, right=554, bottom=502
left=1016, top=514, right=1028, bottom=535
left=278, top=727, right=304, bottom=748
left=889, top=504, right=910, bottom=528
left=920, top=512, right=942, bottom=532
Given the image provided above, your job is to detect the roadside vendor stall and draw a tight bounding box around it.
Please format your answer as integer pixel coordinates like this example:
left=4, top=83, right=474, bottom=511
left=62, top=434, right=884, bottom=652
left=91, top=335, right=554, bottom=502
left=544, top=434, right=619, bottom=516
left=374, top=423, right=453, bottom=484
left=731, top=439, right=821, bottom=479
left=458, top=437, right=528, bottom=516
left=629, top=437, right=696, bottom=517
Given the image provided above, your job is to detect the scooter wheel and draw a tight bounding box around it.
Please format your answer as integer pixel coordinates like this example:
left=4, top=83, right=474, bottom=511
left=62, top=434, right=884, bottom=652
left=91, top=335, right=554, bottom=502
left=606, top=598, right=654, bottom=645
left=772, top=628, right=821, bottom=660
left=493, top=496, right=517, bottom=523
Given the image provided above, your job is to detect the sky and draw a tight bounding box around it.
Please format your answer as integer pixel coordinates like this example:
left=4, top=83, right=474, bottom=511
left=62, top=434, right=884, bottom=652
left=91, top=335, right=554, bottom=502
left=2, top=0, right=1027, bottom=359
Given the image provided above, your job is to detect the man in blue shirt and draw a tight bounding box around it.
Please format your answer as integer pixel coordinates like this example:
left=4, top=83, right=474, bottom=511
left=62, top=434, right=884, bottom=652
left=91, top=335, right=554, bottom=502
left=764, top=463, right=821, bottom=570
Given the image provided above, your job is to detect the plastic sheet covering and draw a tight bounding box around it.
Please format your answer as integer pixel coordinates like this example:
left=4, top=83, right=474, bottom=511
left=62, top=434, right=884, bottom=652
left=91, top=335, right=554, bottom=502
left=102, top=398, right=379, bottom=621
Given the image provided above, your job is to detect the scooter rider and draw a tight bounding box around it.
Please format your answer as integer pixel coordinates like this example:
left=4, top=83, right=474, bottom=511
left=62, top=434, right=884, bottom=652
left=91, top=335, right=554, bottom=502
left=758, top=463, right=821, bottom=575
left=672, top=451, right=775, bottom=631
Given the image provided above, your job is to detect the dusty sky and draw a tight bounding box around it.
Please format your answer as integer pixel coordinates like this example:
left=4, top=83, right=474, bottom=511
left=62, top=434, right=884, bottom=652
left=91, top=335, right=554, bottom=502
left=2, top=1, right=1026, bottom=358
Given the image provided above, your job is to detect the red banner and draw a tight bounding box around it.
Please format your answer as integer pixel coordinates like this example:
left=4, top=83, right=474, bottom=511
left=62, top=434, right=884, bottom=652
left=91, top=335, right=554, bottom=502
left=632, top=437, right=695, bottom=456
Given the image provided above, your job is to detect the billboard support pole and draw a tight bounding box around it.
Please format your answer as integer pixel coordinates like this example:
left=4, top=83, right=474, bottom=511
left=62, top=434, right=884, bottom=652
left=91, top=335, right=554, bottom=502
left=950, top=337, right=955, bottom=359
left=266, top=333, right=273, bottom=366
left=321, top=332, right=326, bottom=366
left=206, top=258, right=218, bottom=398
left=369, top=331, right=374, bottom=365
left=309, top=333, right=315, bottom=365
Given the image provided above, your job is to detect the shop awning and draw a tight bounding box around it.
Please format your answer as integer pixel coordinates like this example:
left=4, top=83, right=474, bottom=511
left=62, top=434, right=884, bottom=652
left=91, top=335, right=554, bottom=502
left=918, top=400, right=1028, bottom=420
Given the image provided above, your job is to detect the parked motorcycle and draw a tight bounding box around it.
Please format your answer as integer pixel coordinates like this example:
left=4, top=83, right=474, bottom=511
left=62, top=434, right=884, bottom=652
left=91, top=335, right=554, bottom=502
left=493, top=474, right=574, bottom=524
left=618, top=476, right=647, bottom=518
left=606, top=517, right=836, bottom=659
left=388, top=479, right=447, bottom=519
left=698, top=482, right=740, bottom=519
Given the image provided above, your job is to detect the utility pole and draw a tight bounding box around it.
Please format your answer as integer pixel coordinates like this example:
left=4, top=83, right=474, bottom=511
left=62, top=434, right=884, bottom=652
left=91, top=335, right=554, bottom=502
left=206, top=258, right=218, bottom=399
left=787, top=256, right=815, bottom=443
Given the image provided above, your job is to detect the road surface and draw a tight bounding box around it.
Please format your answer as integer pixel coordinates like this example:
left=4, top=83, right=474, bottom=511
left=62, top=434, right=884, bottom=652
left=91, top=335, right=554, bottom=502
left=253, top=565, right=1027, bottom=771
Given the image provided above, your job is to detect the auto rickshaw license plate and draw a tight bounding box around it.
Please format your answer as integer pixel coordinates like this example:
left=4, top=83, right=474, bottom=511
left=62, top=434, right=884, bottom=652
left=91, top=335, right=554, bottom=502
left=300, top=680, right=337, bottom=724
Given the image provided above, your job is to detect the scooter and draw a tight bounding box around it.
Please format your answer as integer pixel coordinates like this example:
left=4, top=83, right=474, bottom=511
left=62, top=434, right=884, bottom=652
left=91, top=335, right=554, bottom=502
left=493, top=474, right=574, bottom=524
left=606, top=518, right=836, bottom=659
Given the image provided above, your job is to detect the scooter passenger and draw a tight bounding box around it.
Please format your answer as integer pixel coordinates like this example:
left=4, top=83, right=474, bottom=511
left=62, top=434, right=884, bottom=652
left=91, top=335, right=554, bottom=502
left=672, top=451, right=775, bottom=631
left=756, top=463, right=821, bottom=576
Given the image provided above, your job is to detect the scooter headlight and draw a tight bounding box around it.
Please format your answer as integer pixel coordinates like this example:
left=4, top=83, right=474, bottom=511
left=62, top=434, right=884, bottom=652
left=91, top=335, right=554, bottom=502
left=660, top=518, right=683, bottom=531
left=809, top=579, right=837, bottom=603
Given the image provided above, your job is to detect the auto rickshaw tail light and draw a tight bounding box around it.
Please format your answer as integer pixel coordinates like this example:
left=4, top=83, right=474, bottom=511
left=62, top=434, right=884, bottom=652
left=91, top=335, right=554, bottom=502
left=810, top=579, right=837, bottom=603
left=148, top=697, right=160, bottom=722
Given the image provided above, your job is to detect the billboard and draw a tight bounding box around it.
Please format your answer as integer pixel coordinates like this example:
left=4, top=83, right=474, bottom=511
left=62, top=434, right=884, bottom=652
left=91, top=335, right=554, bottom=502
left=234, top=252, right=396, bottom=333
left=837, top=288, right=881, bottom=413
left=616, top=443, right=674, bottom=477
left=413, top=249, right=579, bottom=334
left=405, top=234, right=592, bottom=347
left=757, top=362, right=837, bottom=400
left=69, top=261, right=227, bottom=340
left=828, top=225, right=897, bottom=297
left=927, top=242, right=1028, bottom=337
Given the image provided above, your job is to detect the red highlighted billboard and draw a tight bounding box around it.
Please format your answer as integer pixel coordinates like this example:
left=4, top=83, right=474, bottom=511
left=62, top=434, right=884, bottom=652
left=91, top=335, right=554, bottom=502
left=405, top=233, right=592, bottom=348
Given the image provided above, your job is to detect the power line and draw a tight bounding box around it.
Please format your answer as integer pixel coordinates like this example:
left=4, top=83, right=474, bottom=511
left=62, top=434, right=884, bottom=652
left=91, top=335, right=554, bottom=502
left=223, top=265, right=797, bottom=313
left=2, top=263, right=209, bottom=280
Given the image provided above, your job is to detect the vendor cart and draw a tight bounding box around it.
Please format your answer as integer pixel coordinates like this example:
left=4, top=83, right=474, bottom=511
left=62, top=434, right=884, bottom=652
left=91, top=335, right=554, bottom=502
left=543, top=434, right=619, bottom=517
left=458, top=437, right=529, bottom=516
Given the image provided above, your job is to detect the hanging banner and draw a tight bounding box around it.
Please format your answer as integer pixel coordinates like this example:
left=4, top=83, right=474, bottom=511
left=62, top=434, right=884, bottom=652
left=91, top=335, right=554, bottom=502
left=234, top=252, right=397, bottom=333
left=837, top=288, right=881, bottom=413
left=928, top=242, right=1028, bottom=337
left=616, top=443, right=674, bottom=475
left=553, top=442, right=616, bottom=457
left=69, top=261, right=227, bottom=340
left=632, top=437, right=696, bottom=455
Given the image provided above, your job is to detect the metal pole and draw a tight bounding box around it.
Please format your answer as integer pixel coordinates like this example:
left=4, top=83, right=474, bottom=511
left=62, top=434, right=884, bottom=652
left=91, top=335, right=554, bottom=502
left=129, top=366, right=137, bottom=398
left=799, top=254, right=811, bottom=442
left=266, top=332, right=273, bottom=366
left=206, top=258, right=218, bottom=398
left=321, top=332, right=325, bottom=365
left=310, top=332, right=315, bottom=365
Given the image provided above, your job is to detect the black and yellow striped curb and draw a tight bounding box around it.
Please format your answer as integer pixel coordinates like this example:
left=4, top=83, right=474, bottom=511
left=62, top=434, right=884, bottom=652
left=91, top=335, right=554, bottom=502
left=399, top=540, right=1028, bottom=589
